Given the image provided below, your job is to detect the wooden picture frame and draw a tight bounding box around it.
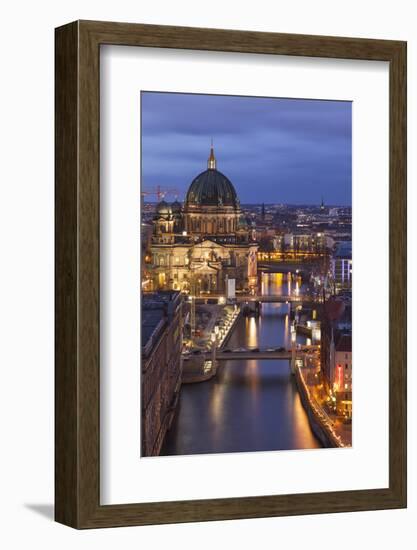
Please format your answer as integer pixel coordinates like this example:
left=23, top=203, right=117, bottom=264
left=55, top=20, right=407, bottom=528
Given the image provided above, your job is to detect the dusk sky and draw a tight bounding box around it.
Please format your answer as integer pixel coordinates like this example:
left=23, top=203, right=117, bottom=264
left=141, top=92, right=352, bottom=205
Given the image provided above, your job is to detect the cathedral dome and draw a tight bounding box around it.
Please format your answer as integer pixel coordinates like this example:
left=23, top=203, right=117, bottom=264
left=185, top=145, right=239, bottom=208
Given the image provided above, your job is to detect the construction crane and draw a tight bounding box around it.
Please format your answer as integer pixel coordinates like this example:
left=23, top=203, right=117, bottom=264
left=141, top=185, right=179, bottom=202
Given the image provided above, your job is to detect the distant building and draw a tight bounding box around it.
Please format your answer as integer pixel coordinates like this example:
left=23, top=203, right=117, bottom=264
left=273, top=232, right=333, bottom=253
left=334, top=334, right=352, bottom=419
left=331, top=241, right=352, bottom=292
left=272, top=234, right=284, bottom=251
left=142, top=290, right=183, bottom=456
left=320, top=296, right=352, bottom=419
left=141, top=222, right=154, bottom=291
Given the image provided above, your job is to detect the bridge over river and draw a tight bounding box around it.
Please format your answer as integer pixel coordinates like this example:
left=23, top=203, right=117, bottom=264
left=214, top=350, right=292, bottom=360
left=203, top=345, right=320, bottom=361
left=196, top=293, right=319, bottom=304
left=257, top=256, right=325, bottom=273
left=235, top=294, right=318, bottom=303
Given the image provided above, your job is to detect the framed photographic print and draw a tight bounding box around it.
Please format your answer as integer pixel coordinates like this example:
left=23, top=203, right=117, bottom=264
left=55, top=20, right=407, bottom=528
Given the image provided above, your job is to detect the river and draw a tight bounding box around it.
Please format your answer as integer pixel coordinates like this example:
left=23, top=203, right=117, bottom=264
left=161, top=272, right=321, bottom=456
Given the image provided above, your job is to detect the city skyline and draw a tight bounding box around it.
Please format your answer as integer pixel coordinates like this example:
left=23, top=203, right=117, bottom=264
left=141, top=91, right=352, bottom=205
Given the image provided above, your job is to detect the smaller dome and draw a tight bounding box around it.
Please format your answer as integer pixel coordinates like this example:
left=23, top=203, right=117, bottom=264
left=238, top=215, right=249, bottom=229
left=156, top=200, right=171, bottom=215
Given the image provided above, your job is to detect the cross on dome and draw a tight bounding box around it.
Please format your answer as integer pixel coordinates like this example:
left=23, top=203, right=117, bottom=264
left=207, top=140, right=217, bottom=170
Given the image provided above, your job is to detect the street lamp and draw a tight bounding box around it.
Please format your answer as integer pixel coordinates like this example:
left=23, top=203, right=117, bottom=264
left=290, top=323, right=297, bottom=374
left=210, top=331, right=217, bottom=375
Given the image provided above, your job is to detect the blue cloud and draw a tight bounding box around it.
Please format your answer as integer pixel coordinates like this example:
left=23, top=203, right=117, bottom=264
left=141, top=91, right=352, bottom=205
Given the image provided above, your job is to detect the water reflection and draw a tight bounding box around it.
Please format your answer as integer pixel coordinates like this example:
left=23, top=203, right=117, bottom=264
left=161, top=272, right=321, bottom=456
left=247, top=317, right=258, bottom=348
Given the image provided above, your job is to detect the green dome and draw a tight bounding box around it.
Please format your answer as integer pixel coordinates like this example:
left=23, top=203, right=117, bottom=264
left=155, top=200, right=171, bottom=215
left=185, top=169, right=238, bottom=208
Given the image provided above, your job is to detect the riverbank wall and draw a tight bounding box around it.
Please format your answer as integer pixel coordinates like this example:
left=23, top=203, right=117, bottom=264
left=219, top=306, right=242, bottom=350
left=182, top=360, right=216, bottom=384
left=294, top=367, right=342, bottom=448
left=182, top=306, right=242, bottom=383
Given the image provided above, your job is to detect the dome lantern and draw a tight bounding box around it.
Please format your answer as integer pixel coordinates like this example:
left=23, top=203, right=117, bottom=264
left=207, top=140, right=216, bottom=170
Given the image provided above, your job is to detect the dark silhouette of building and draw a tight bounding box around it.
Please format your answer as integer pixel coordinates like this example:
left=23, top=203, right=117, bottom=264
left=142, top=291, right=183, bottom=456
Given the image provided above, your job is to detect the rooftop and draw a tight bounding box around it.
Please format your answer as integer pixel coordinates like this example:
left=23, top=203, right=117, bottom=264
left=142, top=309, right=165, bottom=350
left=142, top=290, right=182, bottom=351
left=143, top=290, right=181, bottom=308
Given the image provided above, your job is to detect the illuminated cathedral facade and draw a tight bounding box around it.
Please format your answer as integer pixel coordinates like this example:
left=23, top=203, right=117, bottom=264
left=148, top=145, right=258, bottom=295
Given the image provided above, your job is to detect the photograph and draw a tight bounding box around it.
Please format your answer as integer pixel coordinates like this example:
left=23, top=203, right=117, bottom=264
left=140, top=91, right=352, bottom=457
left=0, top=0, right=409, bottom=540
